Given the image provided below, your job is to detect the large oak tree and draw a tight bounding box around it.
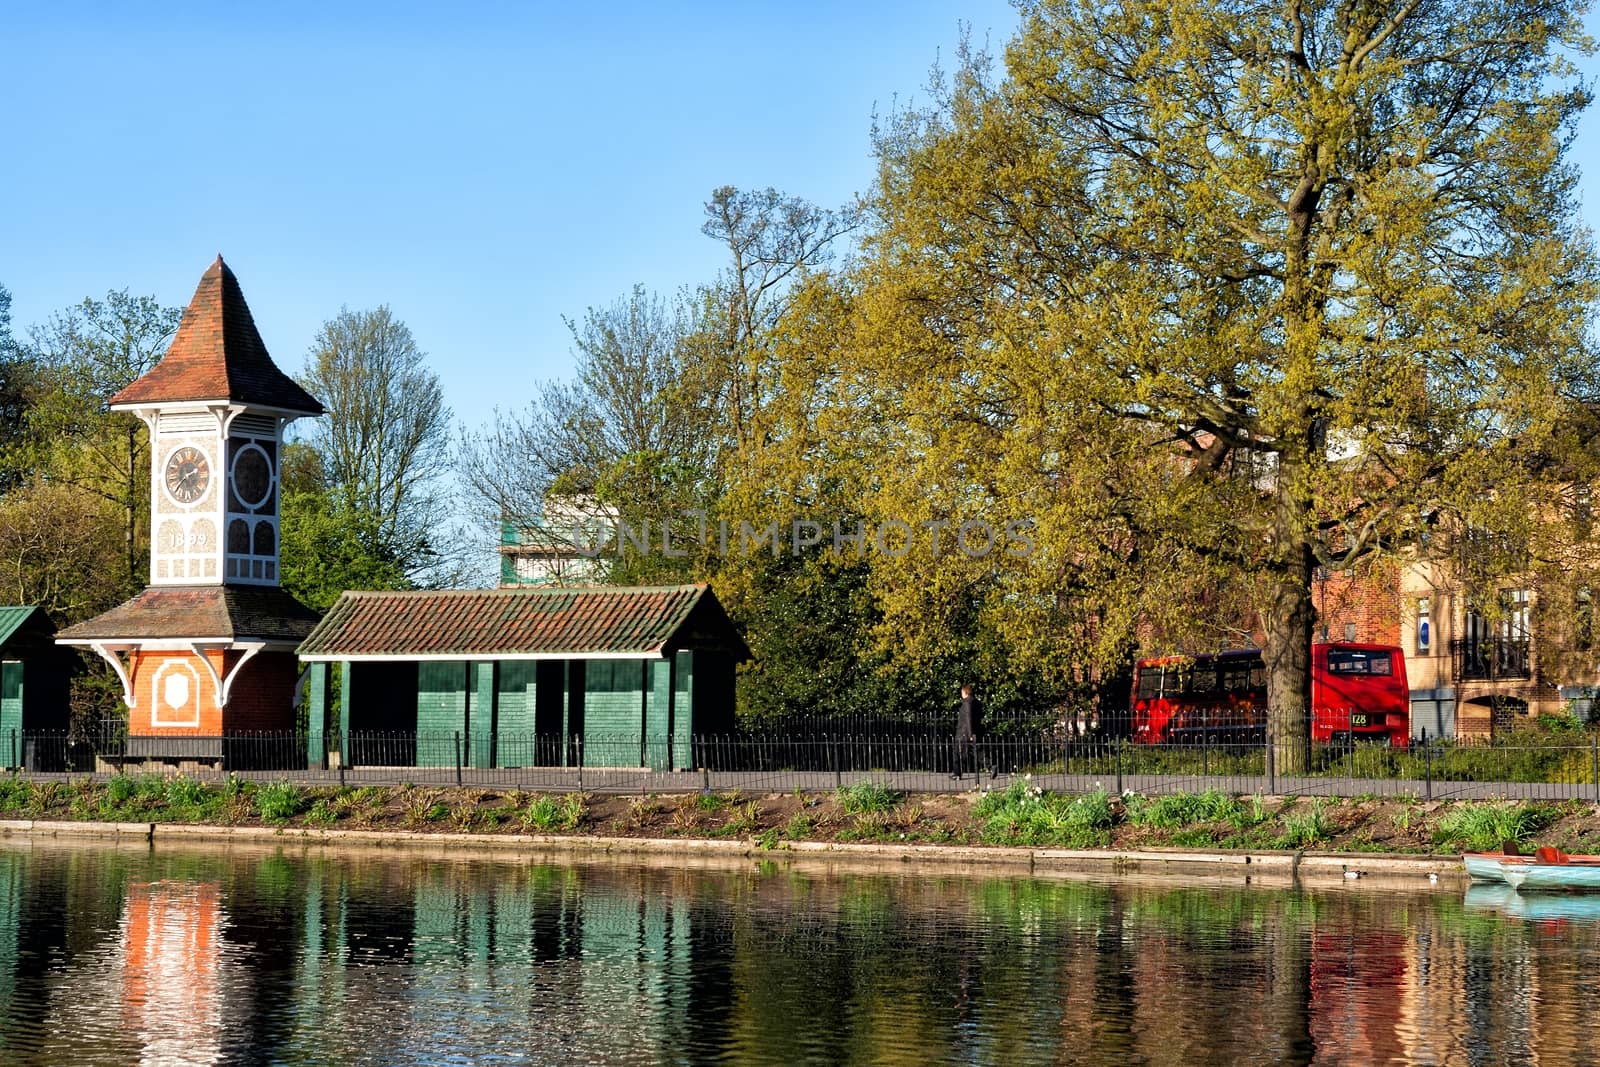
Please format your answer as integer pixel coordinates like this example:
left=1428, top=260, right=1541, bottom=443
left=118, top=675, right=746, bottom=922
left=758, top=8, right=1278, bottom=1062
left=855, top=0, right=1598, bottom=767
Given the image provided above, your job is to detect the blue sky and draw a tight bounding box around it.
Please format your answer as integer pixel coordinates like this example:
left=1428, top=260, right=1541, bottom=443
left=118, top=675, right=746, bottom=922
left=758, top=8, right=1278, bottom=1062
left=2, top=1, right=1015, bottom=431
left=5, top=0, right=1600, bottom=437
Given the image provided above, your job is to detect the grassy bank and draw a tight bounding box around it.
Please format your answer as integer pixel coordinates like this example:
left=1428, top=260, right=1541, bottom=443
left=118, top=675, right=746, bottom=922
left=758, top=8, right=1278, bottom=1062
left=0, top=774, right=1595, bottom=855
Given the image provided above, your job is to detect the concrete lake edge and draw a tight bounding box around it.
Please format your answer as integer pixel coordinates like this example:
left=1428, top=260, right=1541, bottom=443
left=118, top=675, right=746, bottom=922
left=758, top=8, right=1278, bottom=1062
left=0, top=817, right=1467, bottom=889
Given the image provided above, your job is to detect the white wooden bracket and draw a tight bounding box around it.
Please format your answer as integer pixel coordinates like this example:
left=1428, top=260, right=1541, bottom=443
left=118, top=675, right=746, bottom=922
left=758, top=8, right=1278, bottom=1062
left=88, top=644, right=136, bottom=708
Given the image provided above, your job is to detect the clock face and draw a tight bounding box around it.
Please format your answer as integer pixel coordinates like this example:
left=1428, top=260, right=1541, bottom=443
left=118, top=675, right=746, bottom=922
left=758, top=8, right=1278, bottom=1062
left=164, top=446, right=211, bottom=504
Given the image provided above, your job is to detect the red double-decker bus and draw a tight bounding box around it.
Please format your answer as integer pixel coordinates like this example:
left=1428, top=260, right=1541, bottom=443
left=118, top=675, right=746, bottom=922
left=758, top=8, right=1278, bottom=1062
left=1131, top=642, right=1411, bottom=749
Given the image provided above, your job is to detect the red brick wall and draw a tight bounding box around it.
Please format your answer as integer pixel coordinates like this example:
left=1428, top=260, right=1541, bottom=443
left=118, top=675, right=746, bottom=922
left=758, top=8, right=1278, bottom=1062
left=1313, top=559, right=1401, bottom=645
left=128, top=649, right=226, bottom=735
left=125, top=647, right=298, bottom=735
left=223, top=651, right=299, bottom=732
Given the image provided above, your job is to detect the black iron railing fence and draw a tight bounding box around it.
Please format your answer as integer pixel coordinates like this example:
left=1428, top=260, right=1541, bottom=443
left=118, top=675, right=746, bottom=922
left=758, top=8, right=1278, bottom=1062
left=1451, top=636, right=1532, bottom=680
left=3, top=719, right=1600, bottom=800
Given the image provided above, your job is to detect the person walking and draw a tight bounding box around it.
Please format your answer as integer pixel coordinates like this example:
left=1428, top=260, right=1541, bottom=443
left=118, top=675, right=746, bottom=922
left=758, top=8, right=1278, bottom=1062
left=953, top=684, right=984, bottom=780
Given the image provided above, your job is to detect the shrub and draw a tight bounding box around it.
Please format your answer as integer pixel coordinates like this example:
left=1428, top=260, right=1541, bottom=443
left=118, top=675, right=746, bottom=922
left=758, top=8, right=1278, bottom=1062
left=0, top=778, right=32, bottom=815
left=161, top=776, right=218, bottom=821
left=304, top=799, right=337, bottom=828
left=836, top=783, right=900, bottom=815
left=1432, top=802, right=1555, bottom=852
left=1126, top=790, right=1241, bottom=829
left=522, top=793, right=583, bottom=832
left=105, top=774, right=138, bottom=807
left=166, top=776, right=208, bottom=809
left=256, top=781, right=306, bottom=823
left=1230, top=793, right=1271, bottom=831
left=976, top=780, right=1115, bottom=848
left=723, top=801, right=762, bottom=836
left=1280, top=800, right=1333, bottom=848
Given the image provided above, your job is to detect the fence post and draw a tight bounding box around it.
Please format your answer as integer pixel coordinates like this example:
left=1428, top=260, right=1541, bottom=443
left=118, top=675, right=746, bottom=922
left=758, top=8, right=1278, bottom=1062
left=1423, top=728, right=1432, bottom=803
left=575, top=736, right=584, bottom=792
left=1115, top=737, right=1123, bottom=795
left=1266, top=729, right=1276, bottom=796
left=9, top=729, right=16, bottom=772
left=454, top=731, right=462, bottom=787
left=1591, top=735, right=1598, bottom=807
left=832, top=734, right=841, bottom=791
left=702, top=764, right=711, bottom=794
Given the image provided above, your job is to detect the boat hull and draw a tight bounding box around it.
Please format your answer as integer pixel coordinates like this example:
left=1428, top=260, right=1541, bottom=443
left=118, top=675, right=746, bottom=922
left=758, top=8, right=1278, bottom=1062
left=1464, top=854, right=1510, bottom=884
left=1507, top=863, right=1600, bottom=893
left=1462, top=852, right=1600, bottom=892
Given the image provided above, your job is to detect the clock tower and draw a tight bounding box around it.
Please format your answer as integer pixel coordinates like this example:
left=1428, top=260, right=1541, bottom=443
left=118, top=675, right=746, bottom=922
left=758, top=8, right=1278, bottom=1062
left=57, top=257, right=324, bottom=759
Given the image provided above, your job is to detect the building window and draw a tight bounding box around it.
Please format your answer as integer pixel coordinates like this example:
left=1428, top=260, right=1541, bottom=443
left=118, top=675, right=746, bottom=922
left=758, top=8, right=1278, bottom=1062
left=1416, top=597, right=1431, bottom=655
left=1504, top=588, right=1530, bottom=645
left=1579, top=588, right=1594, bottom=651
left=1459, top=589, right=1531, bottom=679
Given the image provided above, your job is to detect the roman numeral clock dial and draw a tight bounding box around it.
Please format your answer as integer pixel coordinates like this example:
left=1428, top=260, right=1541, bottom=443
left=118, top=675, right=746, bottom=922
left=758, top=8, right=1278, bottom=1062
left=163, top=446, right=211, bottom=504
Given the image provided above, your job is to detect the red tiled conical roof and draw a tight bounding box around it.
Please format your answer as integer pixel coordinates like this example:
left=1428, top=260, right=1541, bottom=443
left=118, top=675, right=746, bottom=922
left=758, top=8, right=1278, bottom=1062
left=110, top=256, right=323, bottom=415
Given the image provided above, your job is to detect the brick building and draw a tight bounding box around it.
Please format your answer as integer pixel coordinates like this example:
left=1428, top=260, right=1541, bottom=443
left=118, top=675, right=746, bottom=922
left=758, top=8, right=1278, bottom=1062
left=1313, top=553, right=1595, bottom=739
left=56, top=257, right=324, bottom=763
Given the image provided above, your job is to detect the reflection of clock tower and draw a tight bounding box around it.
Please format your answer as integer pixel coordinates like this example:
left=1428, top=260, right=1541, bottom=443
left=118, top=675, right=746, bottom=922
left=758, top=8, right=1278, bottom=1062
left=58, top=257, right=323, bottom=758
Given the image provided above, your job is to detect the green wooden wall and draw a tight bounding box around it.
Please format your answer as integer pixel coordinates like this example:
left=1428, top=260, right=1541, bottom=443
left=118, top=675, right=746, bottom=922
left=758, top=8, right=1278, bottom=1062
left=644, top=659, right=671, bottom=770
left=0, top=662, right=20, bottom=769
left=583, top=659, right=644, bottom=767
left=416, top=662, right=467, bottom=767
left=468, top=662, right=496, bottom=768
left=338, top=661, right=351, bottom=766
left=673, top=651, right=694, bottom=770
left=330, top=651, right=727, bottom=771
left=496, top=662, right=537, bottom=767
left=305, top=662, right=328, bottom=769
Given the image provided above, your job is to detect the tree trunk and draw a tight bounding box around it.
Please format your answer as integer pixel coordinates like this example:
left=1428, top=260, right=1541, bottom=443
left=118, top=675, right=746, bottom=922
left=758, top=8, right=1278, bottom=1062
left=1264, top=541, right=1316, bottom=776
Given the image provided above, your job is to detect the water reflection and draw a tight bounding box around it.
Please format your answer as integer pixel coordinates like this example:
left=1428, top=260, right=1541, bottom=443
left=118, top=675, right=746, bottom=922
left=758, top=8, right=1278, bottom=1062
left=123, top=881, right=224, bottom=1066
left=1, top=844, right=1600, bottom=1064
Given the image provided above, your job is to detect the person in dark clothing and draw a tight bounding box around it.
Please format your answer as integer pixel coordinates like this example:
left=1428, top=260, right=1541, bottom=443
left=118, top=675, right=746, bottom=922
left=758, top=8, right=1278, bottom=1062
left=953, top=684, right=984, bottom=780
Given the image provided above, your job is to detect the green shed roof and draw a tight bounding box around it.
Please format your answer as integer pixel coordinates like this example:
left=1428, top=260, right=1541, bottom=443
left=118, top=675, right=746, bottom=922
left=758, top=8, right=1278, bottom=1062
left=0, top=606, right=53, bottom=656
left=297, top=584, right=748, bottom=662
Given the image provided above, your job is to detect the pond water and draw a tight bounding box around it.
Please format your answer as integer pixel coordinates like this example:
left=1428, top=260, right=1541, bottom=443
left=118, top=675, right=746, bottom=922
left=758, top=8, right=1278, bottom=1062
left=0, top=841, right=1594, bottom=1065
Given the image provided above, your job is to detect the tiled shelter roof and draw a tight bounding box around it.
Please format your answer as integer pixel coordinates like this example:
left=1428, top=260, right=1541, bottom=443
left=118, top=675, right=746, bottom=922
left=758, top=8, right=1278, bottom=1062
left=297, top=584, right=748, bottom=661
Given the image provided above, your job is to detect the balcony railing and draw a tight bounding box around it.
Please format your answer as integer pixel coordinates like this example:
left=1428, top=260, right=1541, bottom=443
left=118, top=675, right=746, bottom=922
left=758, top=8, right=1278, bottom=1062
left=1451, top=636, right=1532, bottom=681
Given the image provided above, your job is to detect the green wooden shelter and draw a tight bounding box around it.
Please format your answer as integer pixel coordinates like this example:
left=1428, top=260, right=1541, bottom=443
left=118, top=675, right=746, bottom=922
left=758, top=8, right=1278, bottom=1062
left=0, top=607, right=71, bottom=768
left=295, top=584, right=748, bottom=770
